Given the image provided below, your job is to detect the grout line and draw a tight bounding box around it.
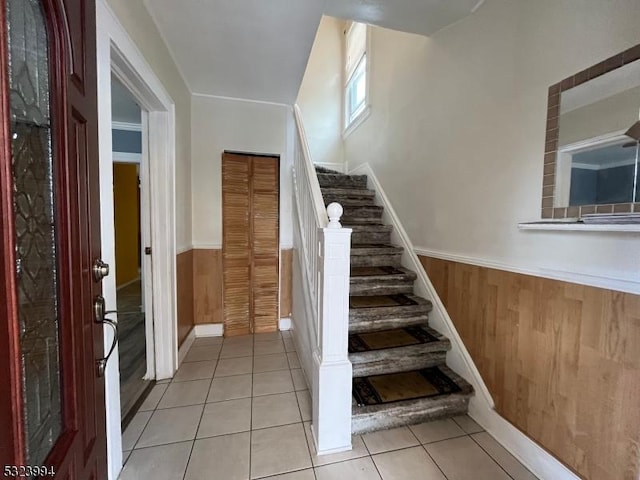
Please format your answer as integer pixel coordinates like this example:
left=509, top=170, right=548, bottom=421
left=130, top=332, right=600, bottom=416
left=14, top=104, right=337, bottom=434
left=469, top=432, right=521, bottom=480
left=249, top=335, right=255, bottom=480
left=181, top=342, right=221, bottom=479
left=420, top=442, right=450, bottom=480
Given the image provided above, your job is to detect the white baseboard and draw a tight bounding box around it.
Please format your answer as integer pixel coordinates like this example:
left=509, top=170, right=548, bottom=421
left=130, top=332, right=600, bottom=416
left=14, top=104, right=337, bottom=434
left=469, top=405, right=578, bottom=480
left=278, top=317, right=292, bottom=330
left=194, top=323, right=224, bottom=337
left=177, top=327, right=196, bottom=365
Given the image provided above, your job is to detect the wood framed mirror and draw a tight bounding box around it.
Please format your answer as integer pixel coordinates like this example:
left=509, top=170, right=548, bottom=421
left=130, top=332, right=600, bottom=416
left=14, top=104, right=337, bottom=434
left=541, top=43, right=640, bottom=219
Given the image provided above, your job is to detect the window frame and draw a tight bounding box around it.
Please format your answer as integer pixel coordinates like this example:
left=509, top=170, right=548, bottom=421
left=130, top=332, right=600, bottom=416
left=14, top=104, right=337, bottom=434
left=343, top=21, right=371, bottom=136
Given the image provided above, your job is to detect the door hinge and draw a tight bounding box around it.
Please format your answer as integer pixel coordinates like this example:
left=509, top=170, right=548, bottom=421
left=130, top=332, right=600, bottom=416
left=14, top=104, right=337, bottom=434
left=145, top=246, right=152, bottom=255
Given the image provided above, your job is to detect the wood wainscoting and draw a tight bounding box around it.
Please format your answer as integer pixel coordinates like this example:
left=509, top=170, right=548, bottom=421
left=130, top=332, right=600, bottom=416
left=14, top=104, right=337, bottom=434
left=280, top=249, right=293, bottom=318
left=194, top=249, right=223, bottom=326
left=176, top=250, right=194, bottom=346
left=419, top=256, right=640, bottom=480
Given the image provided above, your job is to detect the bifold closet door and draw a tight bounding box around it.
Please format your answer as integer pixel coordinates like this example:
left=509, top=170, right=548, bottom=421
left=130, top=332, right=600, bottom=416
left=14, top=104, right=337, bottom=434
left=222, top=153, right=279, bottom=336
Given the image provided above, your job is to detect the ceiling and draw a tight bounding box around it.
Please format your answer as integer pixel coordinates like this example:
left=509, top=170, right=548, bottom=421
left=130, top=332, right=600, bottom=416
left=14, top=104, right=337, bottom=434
left=111, top=75, right=141, bottom=124
left=143, top=0, right=484, bottom=104
left=324, top=0, right=485, bottom=37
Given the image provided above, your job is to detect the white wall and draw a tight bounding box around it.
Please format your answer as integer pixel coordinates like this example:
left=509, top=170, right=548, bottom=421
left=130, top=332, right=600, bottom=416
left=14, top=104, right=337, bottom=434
left=297, top=16, right=345, bottom=172
left=106, top=0, right=192, bottom=252
left=343, top=0, right=640, bottom=291
left=191, top=95, right=293, bottom=249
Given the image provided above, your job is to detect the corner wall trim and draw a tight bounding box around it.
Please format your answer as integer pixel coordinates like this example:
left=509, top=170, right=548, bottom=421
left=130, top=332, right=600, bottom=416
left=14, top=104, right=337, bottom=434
left=194, top=323, right=224, bottom=337
left=414, top=247, right=640, bottom=296
left=278, top=318, right=292, bottom=331
left=178, top=328, right=196, bottom=365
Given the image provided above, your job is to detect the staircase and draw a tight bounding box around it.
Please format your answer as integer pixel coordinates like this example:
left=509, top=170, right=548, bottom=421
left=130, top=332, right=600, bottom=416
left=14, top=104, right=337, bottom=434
left=316, top=166, right=473, bottom=435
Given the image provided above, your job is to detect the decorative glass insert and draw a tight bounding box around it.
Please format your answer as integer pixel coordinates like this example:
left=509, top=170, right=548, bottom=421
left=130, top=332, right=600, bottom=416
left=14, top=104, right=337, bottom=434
left=6, top=0, right=63, bottom=467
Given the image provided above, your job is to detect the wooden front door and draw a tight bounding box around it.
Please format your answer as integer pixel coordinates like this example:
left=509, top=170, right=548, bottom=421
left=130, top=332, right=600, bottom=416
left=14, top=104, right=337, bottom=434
left=222, top=152, right=279, bottom=336
left=0, top=0, right=107, bottom=478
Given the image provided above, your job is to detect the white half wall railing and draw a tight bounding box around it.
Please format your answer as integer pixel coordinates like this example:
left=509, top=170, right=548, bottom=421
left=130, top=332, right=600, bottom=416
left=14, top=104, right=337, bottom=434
left=291, top=105, right=353, bottom=455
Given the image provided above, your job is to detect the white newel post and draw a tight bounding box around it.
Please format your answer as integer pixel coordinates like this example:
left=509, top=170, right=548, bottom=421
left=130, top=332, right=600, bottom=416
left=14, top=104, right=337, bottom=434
left=313, top=203, right=353, bottom=454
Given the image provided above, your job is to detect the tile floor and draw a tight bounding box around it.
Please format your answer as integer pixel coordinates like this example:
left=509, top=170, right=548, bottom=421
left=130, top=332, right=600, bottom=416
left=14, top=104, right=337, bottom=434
left=119, top=332, right=539, bottom=480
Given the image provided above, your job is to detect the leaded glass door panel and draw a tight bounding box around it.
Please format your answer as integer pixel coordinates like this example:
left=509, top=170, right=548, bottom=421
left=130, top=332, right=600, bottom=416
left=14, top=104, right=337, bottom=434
left=0, top=0, right=106, bottom=478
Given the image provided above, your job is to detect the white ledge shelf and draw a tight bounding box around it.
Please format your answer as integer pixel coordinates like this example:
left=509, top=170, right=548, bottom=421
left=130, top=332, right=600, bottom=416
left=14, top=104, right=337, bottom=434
left=519, top=221, right=640, bottom=232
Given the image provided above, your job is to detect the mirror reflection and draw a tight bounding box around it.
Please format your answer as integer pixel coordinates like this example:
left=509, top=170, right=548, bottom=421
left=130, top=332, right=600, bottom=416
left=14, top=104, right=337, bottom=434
left=555, top=59, right=640, bottom=207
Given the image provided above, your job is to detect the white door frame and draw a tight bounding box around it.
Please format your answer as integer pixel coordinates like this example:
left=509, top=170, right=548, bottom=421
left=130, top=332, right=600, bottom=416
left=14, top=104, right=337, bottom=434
left=97, top=2, right=178, bottom=479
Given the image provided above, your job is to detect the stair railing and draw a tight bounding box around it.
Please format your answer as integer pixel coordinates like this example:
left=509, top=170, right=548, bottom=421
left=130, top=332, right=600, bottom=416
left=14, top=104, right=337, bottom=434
left=292, top=105, right=353, bottom=454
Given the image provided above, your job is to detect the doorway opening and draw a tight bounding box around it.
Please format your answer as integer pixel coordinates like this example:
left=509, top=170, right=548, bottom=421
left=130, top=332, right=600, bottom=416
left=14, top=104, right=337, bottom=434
left=110, top=77, right=152, bottom=421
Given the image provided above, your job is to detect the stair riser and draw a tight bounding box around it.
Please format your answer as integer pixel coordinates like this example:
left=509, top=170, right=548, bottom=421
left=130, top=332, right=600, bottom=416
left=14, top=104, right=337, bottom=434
left=351, top=254, right=402, bottom=267
left=342, top=216, right=383, bottom=225
left=324, top=197, right=377, bottom=207
left=350, top=302, right=431, bottom=321
left=352, top=231, right=392, bottom=244
left=343, top=206, right=383, bottom=219
left=350, top=282, right=414, bottom=296
left=318, top=174, right=368, bottom=189
left=349, top=316, right=429, bottom=334
left=351, top=350, right=447, bottom=377
left=351, top=395, right=471, bottom=435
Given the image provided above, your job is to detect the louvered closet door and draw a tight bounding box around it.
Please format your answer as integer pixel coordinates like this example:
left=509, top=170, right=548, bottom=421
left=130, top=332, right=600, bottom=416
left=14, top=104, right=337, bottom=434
left=222, top=154, right=251, bottom=335
left=222, top=153, right=279, bottom=336
left=251, top=159, right=279, bottom=333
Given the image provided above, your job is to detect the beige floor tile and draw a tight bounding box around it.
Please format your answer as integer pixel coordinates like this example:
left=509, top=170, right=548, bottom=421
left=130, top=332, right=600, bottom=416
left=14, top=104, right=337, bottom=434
left=471, top=432, right=539, bottom=480
left=254, top=332, right=282, bottom=343
left=409, top=418, right=466, bottom=444
left=252, top=392, right=301, bottom=429
left=253, top=353, right=290, bottom=373
left=122, top=449, right=132, bottom=465
left=224, top=334, right=254, bottom=343
left=314, top=457, right=382, bottom=480
left=208, top=374, right=253, bottom=402
left=362, top=426, right=419, bottom=454
left=296, top=390, right=312, bottom=422
left=122, top=411, right=152, bottom=451
left=253, top=370, right=294, bottom=396
left=303, top=422, right=369, bottom=467
left=287, top=352, right=301, bottom=369
left=157, top=379, right=210, bottom=409
left=261, top=469, right=315, bottom=479
left=220, top=343, right=254, bottom=359
left=373, top=446, right=446, bottom=480
left=216, top=356, right=254, bottom=377
left=251, top=423, right=312, bottom=478
left=173, top=360, right=217, bottom=382
left=193, top=336, right=224, bottom=347
left=197, top=398, right=252, bottom=438
left=283, top=337, right=296, bottom=352
left=453, top=415, right=484, bottom=434
left=254, top=340, right=286, bottom=356
left=281, top=330, right=292, bottom=338
left=185, top=432, right=250, bottom=480
left=138, top=383, right=168, bottom=411
left=136, top=405, right=203, bottom=448
left=155, top=379, right=171, bottom=384
left=290, top=369, right=308, bottom=391
left=119, top=442, right=192, bottom=480
left=425, top=436, right=511, bottom=480
left=184, top=345, right=221, bottom=362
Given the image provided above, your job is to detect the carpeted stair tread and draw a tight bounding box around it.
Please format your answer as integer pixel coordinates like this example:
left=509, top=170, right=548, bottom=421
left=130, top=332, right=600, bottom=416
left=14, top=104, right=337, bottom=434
left=314, top=166, right=343, bottom=174
left=349, top=294, right=432, bottom=321
left=351, top=244, right=404, bottom=256
left=324, top=196, right=377, bottom=207
left=348, top=325, right=445, bottom=353
left=351, top=366, right=473, bottom=434
left=321, top=186, right=376, bottom=198
left=350, top=266, right=416, bottom=296
left=349, top=313, right=430, bottom=334
left=317, top=173, right=368, bottom=189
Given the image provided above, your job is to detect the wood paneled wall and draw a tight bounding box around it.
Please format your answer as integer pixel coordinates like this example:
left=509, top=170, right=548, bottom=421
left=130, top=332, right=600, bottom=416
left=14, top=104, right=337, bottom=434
left=419, top=256, right=640, bottom=480
left=176, top=250, right=194, bottom=346
left=193, top=249, right=223, bottom=325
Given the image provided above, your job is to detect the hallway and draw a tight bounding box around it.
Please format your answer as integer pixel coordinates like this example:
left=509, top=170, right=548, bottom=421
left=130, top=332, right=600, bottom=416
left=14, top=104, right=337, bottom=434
left=118, top=332, right=537, bottom=479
